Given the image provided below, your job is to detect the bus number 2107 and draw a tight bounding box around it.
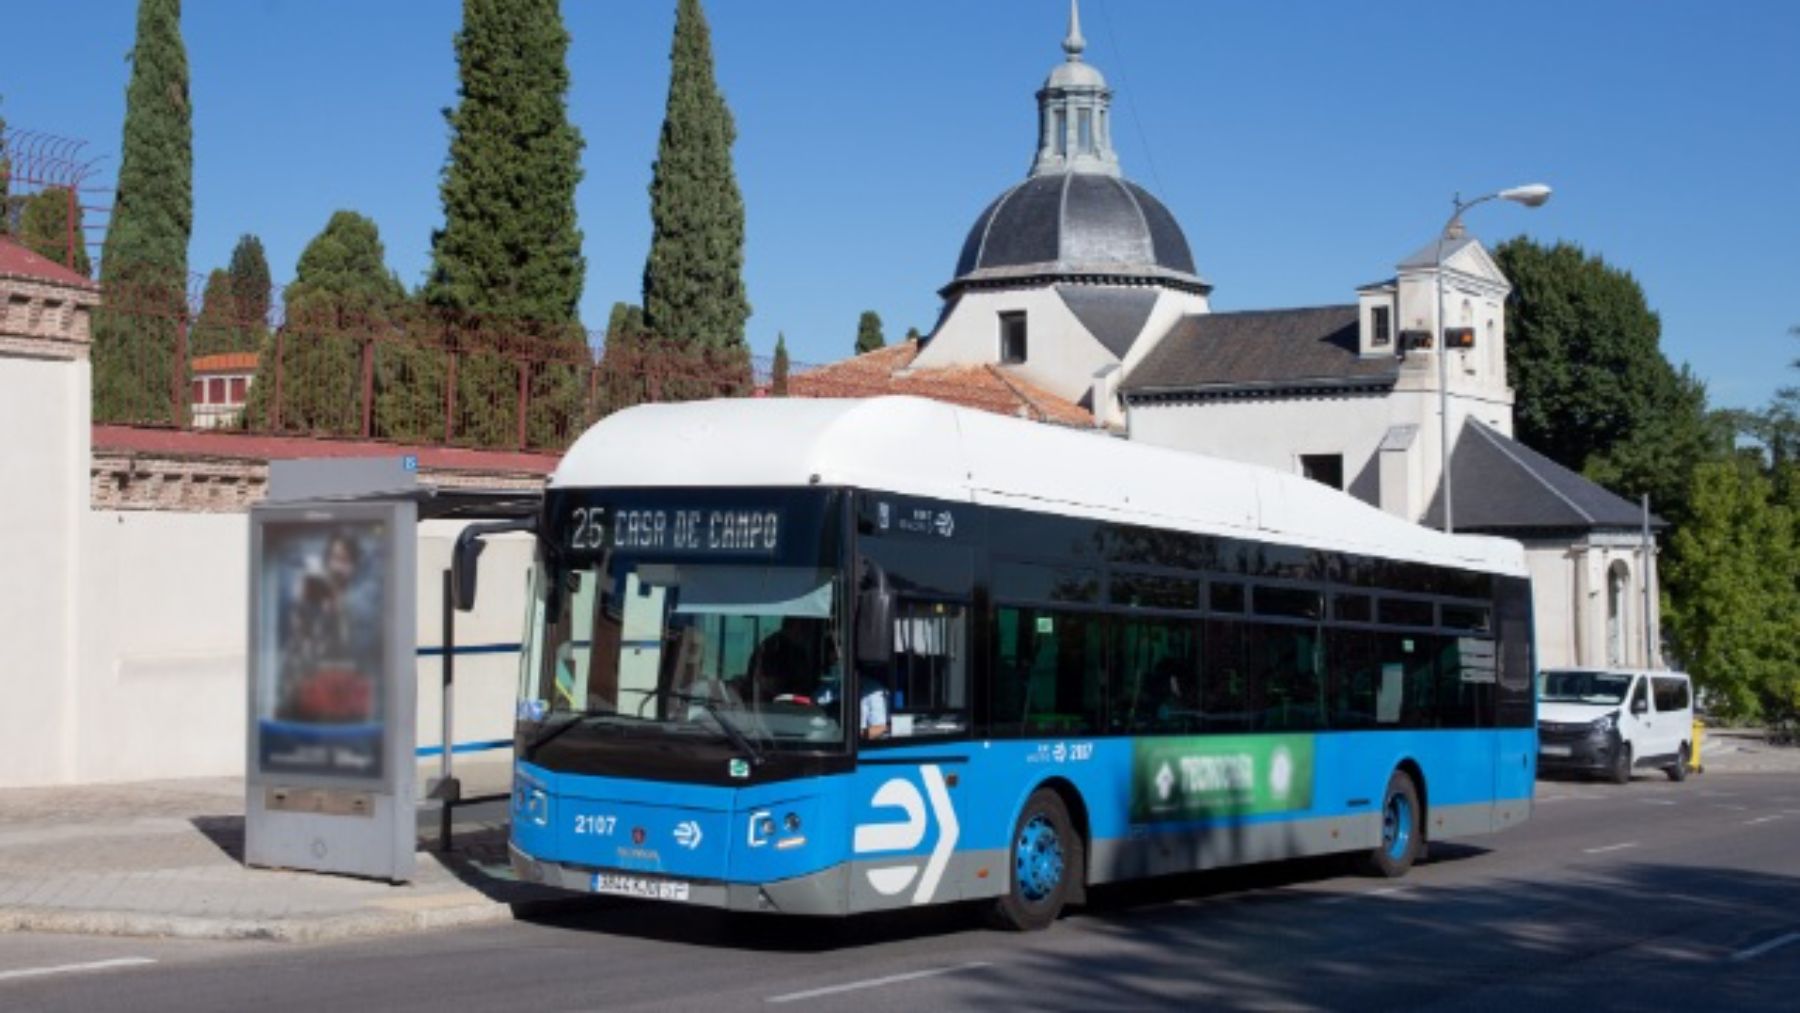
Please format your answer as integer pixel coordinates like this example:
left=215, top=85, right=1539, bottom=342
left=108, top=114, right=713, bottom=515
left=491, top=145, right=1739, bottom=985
left=574, top=814, right=617, bottom=836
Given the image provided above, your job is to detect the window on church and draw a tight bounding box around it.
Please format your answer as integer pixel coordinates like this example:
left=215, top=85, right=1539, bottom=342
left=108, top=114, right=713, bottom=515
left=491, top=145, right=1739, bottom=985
left=1000, top=312, right=1028, bottom=364
left=1300, top=454, right=1344, bottom=491
left=1077, top=109, right=1094, bottom=154
left=1370, top=305, right=1392, bottom=348
left=1054, top=110, right=1067, bottom=156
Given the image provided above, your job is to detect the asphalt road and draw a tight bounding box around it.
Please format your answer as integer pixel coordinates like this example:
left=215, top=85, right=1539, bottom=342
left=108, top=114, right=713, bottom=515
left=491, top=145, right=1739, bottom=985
left=4, top=770, right=1798, bottom=1012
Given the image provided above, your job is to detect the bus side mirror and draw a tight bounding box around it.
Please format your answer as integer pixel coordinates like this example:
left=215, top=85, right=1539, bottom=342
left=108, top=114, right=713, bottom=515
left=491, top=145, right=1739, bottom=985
left=451, top=534, right=486, bottom=612
left=451, top=517, right=537, bottom=613
left=854, top=558, right=893, bottom=668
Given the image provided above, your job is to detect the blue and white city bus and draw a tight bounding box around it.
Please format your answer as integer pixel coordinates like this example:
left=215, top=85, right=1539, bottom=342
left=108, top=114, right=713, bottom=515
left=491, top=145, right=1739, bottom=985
left=486, top=397, right=1536, bottom=930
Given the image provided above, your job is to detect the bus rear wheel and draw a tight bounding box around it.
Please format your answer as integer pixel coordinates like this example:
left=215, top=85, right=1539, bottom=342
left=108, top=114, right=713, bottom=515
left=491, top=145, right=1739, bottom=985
left=1359, top=771, right=1422, bottom=878
left=987, top=788, right=1081, bottom=932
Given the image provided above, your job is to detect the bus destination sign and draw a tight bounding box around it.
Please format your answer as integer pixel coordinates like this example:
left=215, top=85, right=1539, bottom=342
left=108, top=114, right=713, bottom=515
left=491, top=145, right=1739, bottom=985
left=569, top=505, right=782, bottom=556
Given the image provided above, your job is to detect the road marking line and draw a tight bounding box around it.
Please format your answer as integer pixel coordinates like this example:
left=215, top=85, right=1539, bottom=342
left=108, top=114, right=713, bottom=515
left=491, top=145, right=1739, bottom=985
left=1716, top=804, right=1750, bottom=811
left=1730, top=932, right=1800, bottom=963
left=1743, top=814, right=1785, bottom=826
left=0, top=958, right=157, bottom=983
left=766, top=962, right=993, bottom=1004
left=1582, top=842, right=1640, bottom=855
left=1639, top=799, right=1678, bottom=806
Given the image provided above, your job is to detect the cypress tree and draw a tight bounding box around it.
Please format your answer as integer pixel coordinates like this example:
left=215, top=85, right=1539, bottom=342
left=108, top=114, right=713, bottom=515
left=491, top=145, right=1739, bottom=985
left=428, top=0, right=586, bottom=447
left=18, top=187, right=91, bottom=276
left=855, top=310, right=885, bottom=354
left=0, top=104, right=11, bottom=233
left=227, top=233, right=271, bottom=330
left=94, top=0, right=192, bottom=424
left=245, top=211, right=405, bottom=435
left=428, top=0, right=584, bottom=326
left=642, top=0, right=751, bottom=356
left=188, top=268, right=237, bottom=357
left=771, top=333, right=789, bottom=396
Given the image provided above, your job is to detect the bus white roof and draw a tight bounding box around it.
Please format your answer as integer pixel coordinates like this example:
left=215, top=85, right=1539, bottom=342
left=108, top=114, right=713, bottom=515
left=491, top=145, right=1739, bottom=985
left=552, top=396, right=1526, bottom=577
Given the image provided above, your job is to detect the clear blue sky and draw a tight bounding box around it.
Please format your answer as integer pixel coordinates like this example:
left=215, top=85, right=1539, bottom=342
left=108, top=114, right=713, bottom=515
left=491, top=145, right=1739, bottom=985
left=4, top=1, right=1796, bottom=409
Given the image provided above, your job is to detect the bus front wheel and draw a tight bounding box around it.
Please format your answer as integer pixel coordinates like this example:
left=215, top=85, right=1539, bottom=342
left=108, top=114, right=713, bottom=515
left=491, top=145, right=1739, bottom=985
left=1360, top=771, right=1422, bottom=878
left=987, top=788, right=1082, bottom=932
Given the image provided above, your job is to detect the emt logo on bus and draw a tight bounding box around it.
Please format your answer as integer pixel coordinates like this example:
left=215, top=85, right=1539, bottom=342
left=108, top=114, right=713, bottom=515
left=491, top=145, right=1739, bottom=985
left=852, top=766, right=959, bottom=905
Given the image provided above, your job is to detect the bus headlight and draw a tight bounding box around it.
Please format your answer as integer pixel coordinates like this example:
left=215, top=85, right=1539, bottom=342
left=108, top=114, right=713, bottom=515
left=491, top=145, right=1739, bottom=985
left=783, top=812, right=802, bottom=833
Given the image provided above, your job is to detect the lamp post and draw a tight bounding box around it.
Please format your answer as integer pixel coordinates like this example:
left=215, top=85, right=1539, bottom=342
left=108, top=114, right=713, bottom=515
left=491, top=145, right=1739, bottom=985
left=1434, top=183, right=1551, bottom=533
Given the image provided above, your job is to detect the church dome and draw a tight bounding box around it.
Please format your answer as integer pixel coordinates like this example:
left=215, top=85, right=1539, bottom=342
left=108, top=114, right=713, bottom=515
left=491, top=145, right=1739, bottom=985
left=947, top=171, right=1206, bottom=292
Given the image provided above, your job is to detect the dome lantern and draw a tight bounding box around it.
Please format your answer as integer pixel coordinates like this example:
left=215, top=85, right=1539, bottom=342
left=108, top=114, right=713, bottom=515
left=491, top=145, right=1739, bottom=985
left=1031, top=1, right=1120, bottom=179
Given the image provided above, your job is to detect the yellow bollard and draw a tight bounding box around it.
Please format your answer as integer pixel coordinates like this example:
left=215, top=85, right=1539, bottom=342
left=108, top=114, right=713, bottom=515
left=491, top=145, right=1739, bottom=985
left=1690, top=718, right=1705, bottom=774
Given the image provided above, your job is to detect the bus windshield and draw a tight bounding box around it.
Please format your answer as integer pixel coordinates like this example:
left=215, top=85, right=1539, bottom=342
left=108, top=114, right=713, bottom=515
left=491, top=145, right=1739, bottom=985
left=519, top=556, right=847, bottom=750
left=1539, top=669, right=1633, bottom=705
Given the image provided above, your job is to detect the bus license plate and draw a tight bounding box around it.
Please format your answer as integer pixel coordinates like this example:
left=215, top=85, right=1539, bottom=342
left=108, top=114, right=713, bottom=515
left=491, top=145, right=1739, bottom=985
left=1540, top=744, right=1572, bottom=757
left=592, top=873, right=690, bottom=902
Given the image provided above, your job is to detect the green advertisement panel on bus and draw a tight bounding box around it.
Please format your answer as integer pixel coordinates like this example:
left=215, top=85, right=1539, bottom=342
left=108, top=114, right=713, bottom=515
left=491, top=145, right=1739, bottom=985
left=1130, top=734, right=1316, bottom=823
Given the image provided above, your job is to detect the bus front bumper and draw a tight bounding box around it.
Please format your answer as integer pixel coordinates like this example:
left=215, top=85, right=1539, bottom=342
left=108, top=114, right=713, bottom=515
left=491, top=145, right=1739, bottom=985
left=509, top=842, right=851, bottom=916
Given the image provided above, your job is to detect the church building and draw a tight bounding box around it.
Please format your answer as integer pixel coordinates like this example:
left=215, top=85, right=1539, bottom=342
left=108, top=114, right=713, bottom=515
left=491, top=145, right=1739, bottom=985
left=799, top=2, right=1664, bottom=672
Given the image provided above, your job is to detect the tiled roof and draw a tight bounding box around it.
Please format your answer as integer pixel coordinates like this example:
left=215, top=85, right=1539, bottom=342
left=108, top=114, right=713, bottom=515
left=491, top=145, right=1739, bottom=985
left=191, top=352, right=261, bottom=373
left=0, top=236, right=98, bottom=289
left=787, top=339, right=1094, bottom=427
left=1122, top=306, right=1399, bottom=396
left=1421, top=420, right=1665, bottom=534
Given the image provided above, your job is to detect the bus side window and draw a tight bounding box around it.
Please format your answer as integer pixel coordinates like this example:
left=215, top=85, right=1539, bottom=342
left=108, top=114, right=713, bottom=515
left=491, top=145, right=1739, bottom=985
left=880, top=600, right=968, bottom=739
left=1111, top=618, right=1200, bottom=733
left=1200, top=617, right=1250, bottom=731
left=1327, top=627, right=1380, bottom=729
left=991, top=606, right=1102, bottom=737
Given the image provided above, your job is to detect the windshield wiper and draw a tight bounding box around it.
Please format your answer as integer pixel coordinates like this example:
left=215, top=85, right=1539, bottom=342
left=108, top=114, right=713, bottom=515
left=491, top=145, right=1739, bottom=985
left=654, top=689, right=766, bottom=767
left=523, top=709, right=614, bottom=760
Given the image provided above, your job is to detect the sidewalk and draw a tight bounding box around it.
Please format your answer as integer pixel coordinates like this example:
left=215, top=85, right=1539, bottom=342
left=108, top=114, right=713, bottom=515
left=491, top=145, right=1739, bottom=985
left=0, top=758, right=596, bottom=943
left=1696, top=727, right=1800, bottom=774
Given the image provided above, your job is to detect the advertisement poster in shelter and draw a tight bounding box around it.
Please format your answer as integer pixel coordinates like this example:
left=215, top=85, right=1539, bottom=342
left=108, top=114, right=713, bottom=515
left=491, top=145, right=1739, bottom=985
left=254, top=517, right=390, bottom=782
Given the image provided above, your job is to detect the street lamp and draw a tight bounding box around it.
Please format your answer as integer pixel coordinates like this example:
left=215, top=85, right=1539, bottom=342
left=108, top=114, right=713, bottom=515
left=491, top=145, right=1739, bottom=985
left=1434, top=183, right=1551, bottom=533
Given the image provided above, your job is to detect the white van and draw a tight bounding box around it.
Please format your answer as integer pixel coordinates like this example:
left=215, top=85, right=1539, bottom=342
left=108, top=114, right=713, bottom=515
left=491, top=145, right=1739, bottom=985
left=1537, top=668, right=1695, bottom=784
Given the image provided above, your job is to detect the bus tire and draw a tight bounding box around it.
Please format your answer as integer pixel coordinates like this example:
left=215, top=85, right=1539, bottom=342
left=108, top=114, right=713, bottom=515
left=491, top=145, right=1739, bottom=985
left=987, top=788, right=1081, bottom=932
left=1359, top=770, right=1422, bottom=878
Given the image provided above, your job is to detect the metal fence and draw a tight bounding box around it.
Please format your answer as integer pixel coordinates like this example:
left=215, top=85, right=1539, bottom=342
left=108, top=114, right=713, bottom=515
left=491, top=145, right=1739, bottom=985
left=88, top=272, right=1044, bottom=453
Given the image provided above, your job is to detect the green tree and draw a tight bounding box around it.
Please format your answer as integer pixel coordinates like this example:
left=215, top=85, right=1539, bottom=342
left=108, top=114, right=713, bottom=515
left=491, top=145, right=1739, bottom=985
left=94, top=0, right=192, bottom=424
left=1496, top=239, right=1684, bottom=469
left=1663, top=458, right=1800, bottom=721
left=903, top=326, right=922, bottom=344
left=427, top=0, right=586, bottom=448
left=188, top=268, right=237, bottom=356
left=594, top=301, right=650, bottom=416
left=427, top=0, right=584, bottom=325
left=245, top=211, right=406, bottom=435
left=855, top=310, right=884, bottom=354
left=771, top=332, right=789, bottom=396
left=642, top=0, right=751, bottom=357
left=1731, top=326, right=1800, bottom=472
left=17, top=187, right=91, bottom=276
left=227, top=233, right=271, bottom=329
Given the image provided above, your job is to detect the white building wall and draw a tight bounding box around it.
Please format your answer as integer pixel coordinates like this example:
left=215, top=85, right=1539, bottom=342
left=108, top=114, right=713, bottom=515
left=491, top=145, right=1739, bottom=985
left=0, top=356, right=88, bottom=787
left=920, top=284, right=1210, bottom=408
left=918, top=287, right=1117, bottom=404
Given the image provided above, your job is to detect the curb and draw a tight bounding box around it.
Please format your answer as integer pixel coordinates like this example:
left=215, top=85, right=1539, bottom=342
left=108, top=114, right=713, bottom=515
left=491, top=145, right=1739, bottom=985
left=0, top=893, right=609, bottom=944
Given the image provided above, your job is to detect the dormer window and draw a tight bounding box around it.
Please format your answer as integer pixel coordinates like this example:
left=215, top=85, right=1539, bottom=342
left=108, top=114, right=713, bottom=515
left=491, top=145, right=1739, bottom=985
left=1000, top=311, right=1028, bottom=363
left=1370, top=305, right=1392, bottom=348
